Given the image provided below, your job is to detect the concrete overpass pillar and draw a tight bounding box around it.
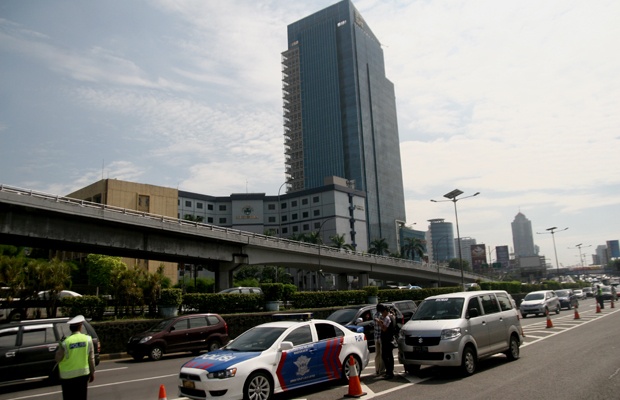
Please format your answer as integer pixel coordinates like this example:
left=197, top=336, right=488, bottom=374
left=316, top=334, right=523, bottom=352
left=358, top=272, right=369, bottom=288
left=337, top=273, right=349, bottom=290
left=210, top=255, right=248, bottom=292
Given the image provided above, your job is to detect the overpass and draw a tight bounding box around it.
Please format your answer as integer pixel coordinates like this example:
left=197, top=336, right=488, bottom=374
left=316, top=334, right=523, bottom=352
left=0, top=184, right=485, bottom=290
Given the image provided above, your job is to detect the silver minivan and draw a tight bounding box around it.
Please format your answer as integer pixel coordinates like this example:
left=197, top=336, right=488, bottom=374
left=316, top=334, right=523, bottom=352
left=397, top=290, right=523, bottom=376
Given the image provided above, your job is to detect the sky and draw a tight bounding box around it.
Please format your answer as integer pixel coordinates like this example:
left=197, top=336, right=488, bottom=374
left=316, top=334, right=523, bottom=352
left=1, top=0, right=619, bottom=270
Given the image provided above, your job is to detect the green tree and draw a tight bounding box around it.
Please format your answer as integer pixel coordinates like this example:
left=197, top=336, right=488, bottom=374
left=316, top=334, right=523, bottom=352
left=184, top=214, right=204, bottom=223
left=329, top=234, right=354, bottom=250
left=448, top=258, right=472, bottom=272
left=402, top=237, right=426, bottom=260
left=369, top=238, right=389, bottom=256
left=86, top=254, right=126, bottom=295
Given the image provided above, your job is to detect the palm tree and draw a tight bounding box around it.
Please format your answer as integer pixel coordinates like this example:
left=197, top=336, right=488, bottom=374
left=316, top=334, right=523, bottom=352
left=402, top=237, right=426, bottom=261
left=369, top=238, right=389, bottom=256
left=329, top=234, right=355, bottom=251
left=306, top=231, right=323, bottom=245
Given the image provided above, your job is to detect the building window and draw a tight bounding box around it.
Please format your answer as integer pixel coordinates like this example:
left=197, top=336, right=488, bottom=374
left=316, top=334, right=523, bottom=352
left=177, top=199, right=180, bottom=206
left=291, top=200, right=297, bottom=207
left=314, top=222, right=321, bottom=229
left=268, top=216, right=276, bottom=223
left=197, top=202, right=203, bottom=209
left=185, top=200, right=192, bottom=207
left=302, top=198, right=308, bottom=205
left=313, top=209, right=320, bottom=216
left=268, top=204, right=276, bottom=210
left=292, top=226, right=299, bottom=232
left=219, top=205, right=226, bottom=211
left=302, top=211, right=308, bottom=218
left=292, top=213, right=298, bottom=221
left=208, top=204, right=213, bottom=210
left=219, top=217, right=227, bottom=224
left=282, top=227, right=288, bottom=234
left=303, top=224, right=309, bottom=231
left=138, top=195, right=150, bottom=212
left=313, top=196, right=320, bottom=203
left=207, top=217, right=214, bottom=223
left=282, top=215, right=288, bottom=222
left=281, top=202, right=287, bottom=209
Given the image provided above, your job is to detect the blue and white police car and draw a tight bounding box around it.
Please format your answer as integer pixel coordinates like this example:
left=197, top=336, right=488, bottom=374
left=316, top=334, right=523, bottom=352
left=178, top=318, right=369, bottom=400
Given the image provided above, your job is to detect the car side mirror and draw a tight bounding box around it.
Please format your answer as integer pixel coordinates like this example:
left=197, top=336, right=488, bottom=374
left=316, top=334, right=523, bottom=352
left=279, top=341, right=294, bottom=351
left=356, top=318, right=363, bottom=324
left=169, top=326, right=175, bottom=332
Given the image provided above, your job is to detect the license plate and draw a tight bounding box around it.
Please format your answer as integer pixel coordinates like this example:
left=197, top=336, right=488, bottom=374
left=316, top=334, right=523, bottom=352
left=182, top=380, right=195, bottom=389
left=412, top=346, right=428, bottom=353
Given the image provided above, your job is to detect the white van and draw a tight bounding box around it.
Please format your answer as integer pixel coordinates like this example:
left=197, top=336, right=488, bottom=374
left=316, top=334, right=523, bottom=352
left=397, top=290, right=523, bottom=376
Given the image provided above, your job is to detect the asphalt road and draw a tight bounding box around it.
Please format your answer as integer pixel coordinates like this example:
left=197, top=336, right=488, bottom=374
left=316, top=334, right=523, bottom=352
left=0, top=297, right=618, bottom=400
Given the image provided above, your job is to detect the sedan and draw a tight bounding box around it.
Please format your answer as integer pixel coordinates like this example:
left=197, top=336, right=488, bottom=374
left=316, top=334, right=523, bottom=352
left=600, top=286, right=618, bottom=301
left=178, top=318, right=369, bottom=400
left=573, top=289, right=585, bottom=300
left=520, top=290, right=561, bottom=317
left=555, top=289, right=578, bottom=310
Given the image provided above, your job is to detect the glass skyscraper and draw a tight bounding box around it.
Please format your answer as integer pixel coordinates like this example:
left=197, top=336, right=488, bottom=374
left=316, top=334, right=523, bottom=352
left=282, top=0, right=406, bottom=251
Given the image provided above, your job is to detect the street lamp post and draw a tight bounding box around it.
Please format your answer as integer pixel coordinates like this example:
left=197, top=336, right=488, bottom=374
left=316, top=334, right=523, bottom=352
left=277, top=180, right=293, bottom=238
left=315, top=218, right=335, bottom=291
left=536, top=226, right=568, bottom=279
left=569, top=243, right=591, bottom=268
left=431, top=189, right=480, bottom=289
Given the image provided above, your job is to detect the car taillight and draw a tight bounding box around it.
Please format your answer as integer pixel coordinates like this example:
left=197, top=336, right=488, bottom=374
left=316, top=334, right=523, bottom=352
left=224, top=322, right=228, bottom=334
left=97, top=340, right=101, bottom=353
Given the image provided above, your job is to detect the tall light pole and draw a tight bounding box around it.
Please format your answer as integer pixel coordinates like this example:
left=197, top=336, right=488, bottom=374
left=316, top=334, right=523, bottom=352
left=431, top=189, right=480, bottom=289
left=277, top=179, right=293, bottom=238
left=569, top=243, right=591, bottom=268
left=536, top=226, right=568, bottom=279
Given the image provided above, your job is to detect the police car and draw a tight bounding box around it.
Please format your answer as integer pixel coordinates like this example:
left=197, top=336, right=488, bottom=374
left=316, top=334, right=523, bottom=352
left=178, top=318, right=369, bottom=400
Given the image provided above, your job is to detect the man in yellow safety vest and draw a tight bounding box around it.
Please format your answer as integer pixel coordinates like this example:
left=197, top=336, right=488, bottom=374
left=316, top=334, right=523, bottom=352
left=55, top=315, right=96, bottom=400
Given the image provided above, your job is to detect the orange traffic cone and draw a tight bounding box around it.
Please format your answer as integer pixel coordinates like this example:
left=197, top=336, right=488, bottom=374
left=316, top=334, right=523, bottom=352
left=596, top=301, right=601, bottom=313
left=545, top=310, right=554, bottom=329
left=158, top=384, right=168, bottom=400
left=344, top=356, right=366, bottom=398
left=574, top=304, right=580, bottom=320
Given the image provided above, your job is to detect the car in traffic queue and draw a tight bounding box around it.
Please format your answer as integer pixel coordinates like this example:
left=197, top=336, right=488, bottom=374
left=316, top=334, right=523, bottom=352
left=397, top=290, right=523, bottom=376
left=0, top=317, right=101, bottom=385
left=325, top=303, right=406, bottom=351
left=178, top=317, right=369, bottom=400
left=583, top=287, right=594, bottom=298
left=127, top=313, right=229, bottom=361
left=555, top=289, right=578, bottom=310
left=573, top=289, right=585, bottom=300
left=519, top=290, right=561, bottom=317
left=600, top=286, right=618, bottom=302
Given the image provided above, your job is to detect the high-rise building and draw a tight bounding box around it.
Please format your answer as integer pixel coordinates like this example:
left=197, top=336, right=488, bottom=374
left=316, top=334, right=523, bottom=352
left=511, top=212, right=536, bottom=257
left=428, top=219, right=454, bottom=264
left=282, top=0, right=406, bottom=252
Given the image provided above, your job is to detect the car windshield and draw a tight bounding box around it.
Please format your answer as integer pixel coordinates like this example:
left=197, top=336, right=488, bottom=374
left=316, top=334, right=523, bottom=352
left=555, top=290, right=569, bottom=296
left=601, top=287, right=611, bottom=293
left=524, top=293, right=544, bottom=301
left=327, top=308, right=361, bottom=325
left=411, top=298, right=464, bottom=320
left=225, top=327, right=287, bottom=352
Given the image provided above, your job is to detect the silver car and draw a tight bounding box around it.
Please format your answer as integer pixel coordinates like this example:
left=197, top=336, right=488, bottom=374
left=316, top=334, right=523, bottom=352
left=519, top=290, right=560, bottom=317
left=397, top=290, right=523, bottom=376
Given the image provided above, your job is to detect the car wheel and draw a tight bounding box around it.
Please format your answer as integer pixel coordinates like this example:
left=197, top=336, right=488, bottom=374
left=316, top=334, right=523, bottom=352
left=243, top=371, right=273, bottom=400
left=404, top=364, right=421, bottom=375
left=505, top=335, right=520, bottom=361
left=149, top=345, right=164, bottom=361
left=555, top=305, right=560, bottom=314
left=341, top=355, right=361, bottom=383
left=521, top=313, right=527, bottom=318
left=207, top=340, right=221, bottom=352
left=131, top=354, right=144, bottom=361
left=460, top=346, right=476, bottom=376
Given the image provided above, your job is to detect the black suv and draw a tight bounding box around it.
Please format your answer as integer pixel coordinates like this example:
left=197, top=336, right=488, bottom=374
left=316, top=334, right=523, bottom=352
left=326, top=304, right=407, bottom=351
left=127, top=313, right=229, bottom=361
left=0, top=317, right=101, bottom=385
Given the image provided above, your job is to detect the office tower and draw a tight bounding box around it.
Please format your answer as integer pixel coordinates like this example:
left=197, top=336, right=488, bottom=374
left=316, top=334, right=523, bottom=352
left=282, top=0, right=406, bottom=251
left=511, top=212, right=536, bottom=257
left=428, top=219, right=455, bottom=263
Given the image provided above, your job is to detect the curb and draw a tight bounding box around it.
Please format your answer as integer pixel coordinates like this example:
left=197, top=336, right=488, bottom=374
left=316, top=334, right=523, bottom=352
left=100, top=352, right=129, bottom=361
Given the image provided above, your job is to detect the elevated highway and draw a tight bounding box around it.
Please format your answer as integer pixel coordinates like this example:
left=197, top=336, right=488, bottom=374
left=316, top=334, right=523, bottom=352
left=0, top=184, right=485, bottom=289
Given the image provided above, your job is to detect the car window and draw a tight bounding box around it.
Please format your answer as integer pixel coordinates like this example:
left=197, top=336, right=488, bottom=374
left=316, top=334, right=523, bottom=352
left=173, top=319, right=189, bottom=331
left=467, top=297, right=481, bottom=317
left=21, top=326, right=56, bottom=346
left=206, top=315, right=220, bottom=325
left=283, top=325, right=312, bottom=346
left=524, top=292, right=544, bottom=300
left=496, top=293, right=513, bottom=311
left=315, top=323, right=345, bottom=341
left=189, top=317, right=208, bottom=329
left=227, top=327, right=286, bottom=352
left=412, top=298, right=464, bottom=320
left=480, top=294, right=500, bottom=314
left=0, top=327, right=18, bottom=347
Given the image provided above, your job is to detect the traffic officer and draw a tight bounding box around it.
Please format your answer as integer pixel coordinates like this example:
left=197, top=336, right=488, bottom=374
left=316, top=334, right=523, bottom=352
left=596, top=285, right=604, bottom=309
left=55, top=315, right=96, bottom=400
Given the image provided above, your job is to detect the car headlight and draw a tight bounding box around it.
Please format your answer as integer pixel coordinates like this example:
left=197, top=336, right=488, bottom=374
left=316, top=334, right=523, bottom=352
left=207, top=368, right=237, bottom=379
left=139, top=336, right=152, bottom=344
left=440, top=328, right=461, bottom=340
